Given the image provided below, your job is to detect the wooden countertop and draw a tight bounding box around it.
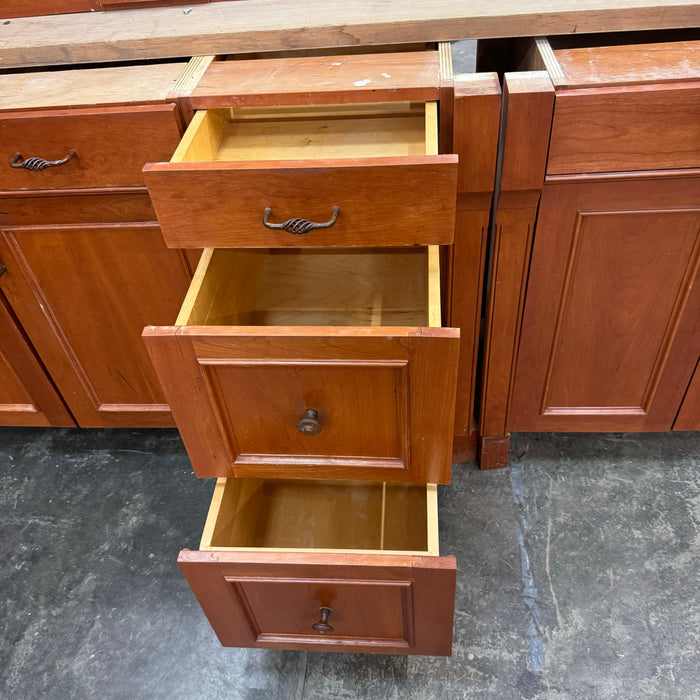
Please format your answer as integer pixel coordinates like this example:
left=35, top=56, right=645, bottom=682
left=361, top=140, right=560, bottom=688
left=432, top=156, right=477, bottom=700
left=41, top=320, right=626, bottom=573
left=1, top=0, right=699, bottom=69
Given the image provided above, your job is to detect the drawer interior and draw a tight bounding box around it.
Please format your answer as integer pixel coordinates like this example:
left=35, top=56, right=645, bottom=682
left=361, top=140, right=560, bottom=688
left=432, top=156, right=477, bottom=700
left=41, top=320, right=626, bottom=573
left=172, top=101, right=438, bottom=163
left=200, top=477, right=439, bottom=556
left=176, top=246, right=441, bottom=328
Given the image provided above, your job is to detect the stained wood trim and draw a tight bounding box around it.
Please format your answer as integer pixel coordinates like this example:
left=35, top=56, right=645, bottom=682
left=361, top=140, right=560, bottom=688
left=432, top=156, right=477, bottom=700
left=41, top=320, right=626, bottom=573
left=3, top=1, right=699, bottom=69
left=477, top=72, right=554, bottom=466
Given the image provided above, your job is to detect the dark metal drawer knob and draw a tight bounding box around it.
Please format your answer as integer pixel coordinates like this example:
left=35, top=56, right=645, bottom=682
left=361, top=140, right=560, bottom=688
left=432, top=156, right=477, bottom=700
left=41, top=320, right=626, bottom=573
left=297, top=409, right=322, bottom=436
left=311, top=607, right=333, bottom=634
left=10, top=149, right=76, bottom=171
left=262, top=205, right=339, bottom=234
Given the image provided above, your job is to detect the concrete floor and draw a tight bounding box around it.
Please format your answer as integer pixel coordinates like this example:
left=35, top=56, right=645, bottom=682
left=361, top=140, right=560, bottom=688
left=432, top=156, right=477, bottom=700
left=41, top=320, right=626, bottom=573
left=1, top=428, right=698, bottom=699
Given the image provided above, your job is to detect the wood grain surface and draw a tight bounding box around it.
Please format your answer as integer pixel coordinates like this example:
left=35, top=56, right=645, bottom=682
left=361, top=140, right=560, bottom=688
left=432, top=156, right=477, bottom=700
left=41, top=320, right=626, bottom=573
left=190, top=52, right=441, bottom=108
left=144, top=326, right=460, bottom=483
left=550, top=38, right=700, bottom=88
left=0, top=105, right=183, bottom=190
left=509, top=174, right=700, bottom=432
left=547, top=81, right=700, bottom=174
left=0, top=63, right=188, bottom=113
left=450, top=73, right=501, bottom=441
left=478, top=72, right=554, bottom=457
left=2, top=1, right=698, bottom=69
left=0, top=219, right=194, bottom=427
left=178, top=550, right=456, bottom=655
left=145, top=157, right=458, bottom=248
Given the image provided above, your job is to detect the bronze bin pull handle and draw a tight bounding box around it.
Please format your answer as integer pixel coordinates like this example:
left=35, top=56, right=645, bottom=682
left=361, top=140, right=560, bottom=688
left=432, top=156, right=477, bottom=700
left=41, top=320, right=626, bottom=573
left=262, top=205, right=339, bottom=234
left=10, top=149, right=76, bottom=171
left=311, top=607, right=334, bottom=634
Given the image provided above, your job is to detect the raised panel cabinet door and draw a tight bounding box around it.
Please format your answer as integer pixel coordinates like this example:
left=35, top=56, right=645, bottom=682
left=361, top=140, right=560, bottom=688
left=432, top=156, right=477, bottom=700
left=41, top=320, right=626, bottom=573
left=0, top=221, right=194, bottom=427
left=178, top=551, right=456, bottom=656
left=510, top=174, right=700, bottom=432
left=144, top=327, right=460, bottom=483
left=0, top=294, right=74, bottom=427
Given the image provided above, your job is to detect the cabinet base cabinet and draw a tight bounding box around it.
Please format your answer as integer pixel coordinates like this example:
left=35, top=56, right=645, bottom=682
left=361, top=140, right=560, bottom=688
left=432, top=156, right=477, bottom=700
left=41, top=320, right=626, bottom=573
left=178, top=478, right=456, bottom=655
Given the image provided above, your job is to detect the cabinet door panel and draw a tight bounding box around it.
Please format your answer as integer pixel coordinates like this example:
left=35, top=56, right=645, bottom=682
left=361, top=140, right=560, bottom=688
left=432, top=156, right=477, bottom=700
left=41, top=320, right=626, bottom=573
left=0, top=221, right=192, bottom=427
left=0, top=294, right=74, bottom=427
left=510, top=175, right=700, bottom=432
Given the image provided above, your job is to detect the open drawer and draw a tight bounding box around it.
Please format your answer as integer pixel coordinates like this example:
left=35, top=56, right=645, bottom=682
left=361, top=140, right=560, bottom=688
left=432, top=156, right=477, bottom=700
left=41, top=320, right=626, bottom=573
left=142, top=101, right=458, bottom=249
left=178, top=477, right=456, bottom=655
left=143, top=245, right=460, bottom=483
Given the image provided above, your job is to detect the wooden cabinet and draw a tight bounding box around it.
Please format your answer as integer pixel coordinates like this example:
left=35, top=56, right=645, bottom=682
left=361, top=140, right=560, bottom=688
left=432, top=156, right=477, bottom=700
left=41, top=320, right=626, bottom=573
left=510, top=175, right=700, bottom=432
left=477, top=34, right=700, bottom=467
left=137, top=46, right=499, bottom=655
left=0, top=62, right=195, bottom=427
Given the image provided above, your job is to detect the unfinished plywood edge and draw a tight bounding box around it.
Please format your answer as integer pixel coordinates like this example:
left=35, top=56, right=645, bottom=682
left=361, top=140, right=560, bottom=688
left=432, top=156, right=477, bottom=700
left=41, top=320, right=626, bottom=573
left=1, top=0, right=698, bottom=69
left=175, top=247, right=215, bottom=326
left=428, top=246, right=442, bottom=328
left=168, top=55, right=218, bottom=100
left=438, top=41, right=453, bottom=83
left=199, top=477, right=228, bottom=549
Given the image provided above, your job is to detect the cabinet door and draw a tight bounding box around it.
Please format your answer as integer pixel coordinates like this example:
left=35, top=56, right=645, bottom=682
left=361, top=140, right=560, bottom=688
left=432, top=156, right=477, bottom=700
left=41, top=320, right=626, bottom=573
left=0, top=220, right=193, bottom=427
left=510, top=175, right=700, bottom=432
left=0, top=293, right=74, bottom=427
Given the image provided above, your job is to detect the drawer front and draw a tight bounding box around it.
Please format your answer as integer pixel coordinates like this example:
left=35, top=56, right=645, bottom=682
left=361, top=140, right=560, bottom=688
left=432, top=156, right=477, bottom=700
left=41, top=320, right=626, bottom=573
left=144, top=327, right=459, bottom=483
left=0, top=104, right=183, bottom=190
left=178, top=551, right=456, bottom=655
left=144, top=156, right=458, bottom=248
left=547, top=82, right=700, bottom=174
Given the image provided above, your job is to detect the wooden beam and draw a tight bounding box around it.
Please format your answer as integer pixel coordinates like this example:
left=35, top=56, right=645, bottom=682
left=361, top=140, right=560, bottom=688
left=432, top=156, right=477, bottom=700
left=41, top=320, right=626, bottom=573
left=1, top=0, right=699, bottom=69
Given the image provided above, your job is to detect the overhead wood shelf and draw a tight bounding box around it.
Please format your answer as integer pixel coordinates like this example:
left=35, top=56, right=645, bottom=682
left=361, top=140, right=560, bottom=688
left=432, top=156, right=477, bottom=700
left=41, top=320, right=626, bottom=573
left=0, top=0, right=698, bottom=69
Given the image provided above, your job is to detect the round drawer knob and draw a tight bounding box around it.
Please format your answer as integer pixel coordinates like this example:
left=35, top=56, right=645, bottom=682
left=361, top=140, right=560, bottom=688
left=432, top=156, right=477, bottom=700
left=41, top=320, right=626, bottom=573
left=297, top=409, right=322, bottom=436
left=311, top=607, right=333, bottom=634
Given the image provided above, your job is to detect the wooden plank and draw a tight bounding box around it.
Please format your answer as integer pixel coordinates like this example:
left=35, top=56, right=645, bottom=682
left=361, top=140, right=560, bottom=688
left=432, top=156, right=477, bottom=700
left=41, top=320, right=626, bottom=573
left=2, top=0, right=699, bottom=69
left=0, top=62, right=188, bottom=113
left=190, top=52, right=440, bottom=108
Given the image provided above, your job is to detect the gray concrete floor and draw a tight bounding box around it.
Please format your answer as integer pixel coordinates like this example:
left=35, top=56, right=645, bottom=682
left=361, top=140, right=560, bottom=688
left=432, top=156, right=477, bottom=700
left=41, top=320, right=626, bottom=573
left=1, top=428, right=698, bottom=699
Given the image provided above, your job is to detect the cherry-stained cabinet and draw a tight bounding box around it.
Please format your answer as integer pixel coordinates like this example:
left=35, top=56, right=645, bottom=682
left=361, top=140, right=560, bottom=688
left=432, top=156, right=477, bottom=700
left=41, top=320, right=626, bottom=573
left=476, top=34, right=700, bottom=467
left=0, top=61, right=193, bottom=427
left=509, top=175, right=700, bottom=432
